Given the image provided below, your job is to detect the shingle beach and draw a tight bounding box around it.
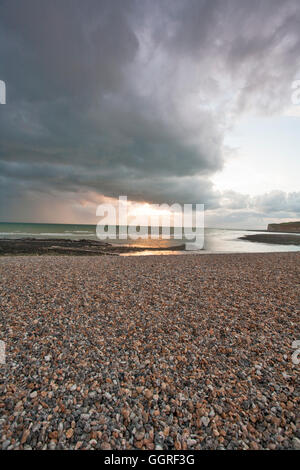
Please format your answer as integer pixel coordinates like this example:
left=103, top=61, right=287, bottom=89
left=0, top=252, right=299, bottom=450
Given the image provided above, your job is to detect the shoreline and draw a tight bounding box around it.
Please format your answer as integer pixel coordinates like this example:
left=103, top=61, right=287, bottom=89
left=0, top=233, right=300, bottom=257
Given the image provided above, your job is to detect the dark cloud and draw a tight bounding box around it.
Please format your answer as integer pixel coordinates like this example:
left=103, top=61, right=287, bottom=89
left=0, top=0, right=139, bottom=99
left=0, top=0, right=300, bottom=223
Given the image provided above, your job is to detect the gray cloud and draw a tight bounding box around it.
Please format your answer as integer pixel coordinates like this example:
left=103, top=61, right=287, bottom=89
left=205, top=190, right=300, bottom=229
left=0, top=0, right=300, bottom=223
left=219, top=189, right=300, bottom=215
left=252, top=190, right=300, bottom=215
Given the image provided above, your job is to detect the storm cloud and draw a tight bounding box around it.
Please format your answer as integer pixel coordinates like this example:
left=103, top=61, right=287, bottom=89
left=0, top=0, right=300, bottom=223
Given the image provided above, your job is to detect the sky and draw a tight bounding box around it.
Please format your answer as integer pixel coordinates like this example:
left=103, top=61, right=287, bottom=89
left=0, top=0, right=299, bottom=229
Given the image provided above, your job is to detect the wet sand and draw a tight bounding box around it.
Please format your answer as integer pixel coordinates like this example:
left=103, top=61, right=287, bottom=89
left=0, top=252, right=299, bottom=450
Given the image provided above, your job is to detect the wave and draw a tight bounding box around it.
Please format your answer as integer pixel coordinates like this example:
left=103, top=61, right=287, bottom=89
left=0, top=232, right=37, bottom=236
left=39, top=232, right=93, bottom=236
left=64, top=230, right=94, bottom=233
left=0, top=232, right=95, bottom=237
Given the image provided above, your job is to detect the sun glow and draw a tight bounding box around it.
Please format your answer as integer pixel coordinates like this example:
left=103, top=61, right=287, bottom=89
left=128, top=203, right=172, bottom=219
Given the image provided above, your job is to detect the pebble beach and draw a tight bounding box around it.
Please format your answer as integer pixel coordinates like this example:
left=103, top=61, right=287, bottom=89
left=0, top=252, right=299, bottom=450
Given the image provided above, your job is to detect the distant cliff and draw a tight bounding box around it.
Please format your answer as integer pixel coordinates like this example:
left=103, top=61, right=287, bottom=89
left=268, top=221, right=300, bottom=233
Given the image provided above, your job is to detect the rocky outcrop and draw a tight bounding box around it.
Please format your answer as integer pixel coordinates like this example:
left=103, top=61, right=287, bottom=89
left=268, top=222, right=300, bottom=233
left=240, top=234, right=300, bottom=245
left=0, top=238, right=185, bottom=256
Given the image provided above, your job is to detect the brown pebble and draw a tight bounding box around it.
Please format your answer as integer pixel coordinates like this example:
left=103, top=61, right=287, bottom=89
left=21, top=429, right=30, bottom=444
left=65, top=428, right=74, bottom=439
left=101, top=442, right=112, bottom=450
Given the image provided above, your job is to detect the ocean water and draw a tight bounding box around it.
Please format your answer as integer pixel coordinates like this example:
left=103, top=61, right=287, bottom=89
left=0, top=222, right=299, bottom=255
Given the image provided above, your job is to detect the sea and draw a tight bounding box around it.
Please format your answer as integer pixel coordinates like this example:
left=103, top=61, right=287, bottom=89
left=0, top=222, right=299, bottom=255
